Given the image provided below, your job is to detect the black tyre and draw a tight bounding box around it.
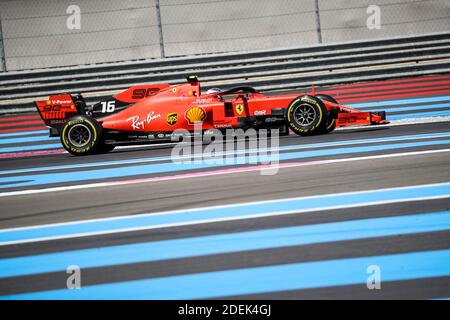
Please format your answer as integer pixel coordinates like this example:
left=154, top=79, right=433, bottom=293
left=61, top=116, right=102, bottom=156
left=316, top=94, right=338, bottom=104
left=286, top=95, right=328, bottom=136
left=316, top=94, right=338, bottom=134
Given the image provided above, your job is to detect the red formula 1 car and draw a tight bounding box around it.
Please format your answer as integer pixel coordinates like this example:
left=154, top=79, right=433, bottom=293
left=35, top=76, right=388, bottom=155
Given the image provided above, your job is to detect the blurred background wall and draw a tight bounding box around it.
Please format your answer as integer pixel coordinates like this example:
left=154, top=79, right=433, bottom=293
left=0, top=0, right=161, bottom=71
left=0, top=0, right=448, bottom=71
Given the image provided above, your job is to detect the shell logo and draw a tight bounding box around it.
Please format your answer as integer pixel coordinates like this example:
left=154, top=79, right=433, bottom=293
left=185, top=106, right=206, bottom=125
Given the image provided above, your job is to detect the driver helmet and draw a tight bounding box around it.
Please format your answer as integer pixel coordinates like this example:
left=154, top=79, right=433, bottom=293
left=206, top=88, right=222, bottom=94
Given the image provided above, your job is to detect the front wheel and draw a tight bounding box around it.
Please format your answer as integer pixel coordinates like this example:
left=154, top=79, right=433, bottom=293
left=316, top=94, right=338, bottom=134
left=61, top=116, right=102, bottom=156
left=286, top=95, right=328, bottom=136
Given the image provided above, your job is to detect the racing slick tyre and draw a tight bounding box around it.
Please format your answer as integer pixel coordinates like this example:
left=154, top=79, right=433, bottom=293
left=316, top=94, right=338, bottom=134
left=61, top=116, right=102, bottom=156
left=286, top=95, right=328, bottom=136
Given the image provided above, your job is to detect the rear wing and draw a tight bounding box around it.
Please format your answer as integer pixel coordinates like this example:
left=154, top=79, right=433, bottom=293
left=35, top=94, right=80, bottom=134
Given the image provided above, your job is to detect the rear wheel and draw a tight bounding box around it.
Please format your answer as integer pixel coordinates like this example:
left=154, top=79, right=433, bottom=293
left=286, top=95, right=328, bottom=136
left=61, top=116, right=102, bottom=156
left=316, top=94, right=338, bottom=134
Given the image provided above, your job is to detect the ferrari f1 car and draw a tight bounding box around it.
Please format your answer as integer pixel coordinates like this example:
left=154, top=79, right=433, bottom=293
left=35, top=76, right=388, bottom=155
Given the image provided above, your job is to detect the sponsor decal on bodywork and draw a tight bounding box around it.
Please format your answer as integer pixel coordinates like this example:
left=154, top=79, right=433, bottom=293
left=214, top=124, right=232, bottom=129
left=185, top=107, right=207, bottom=125
left=127, top=111, right=161, bottom=130
left=235, top=104, right=244, bottom=115
left=195, top=98, right=213, bottom=105
left=254, top=110, right=267, bottom=116
left=167, top=112, right=178, bottom=126
left=49, top=99, right=72, bottom=105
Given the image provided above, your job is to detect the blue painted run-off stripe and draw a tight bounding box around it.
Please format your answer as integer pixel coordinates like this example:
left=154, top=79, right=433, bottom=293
left=367, top=102, right=450, bottom=113
left=389, top=110, right=450, bottom=120
left=1, top=137, right=450, bottom=189
left=0, top=135, right=57, bottom=146
left=0, top=211, right=449, bottom=279
left=0, top=182, right=449, bottom=245
left=4, top=249, right=450, bottom=299
left=348, top=95, right=450, bottom=108
left=0, top=130, right=47, bottom=139
left=2, top=131, right=450, bottom=177
left=0, top=143, right=62, bottom=153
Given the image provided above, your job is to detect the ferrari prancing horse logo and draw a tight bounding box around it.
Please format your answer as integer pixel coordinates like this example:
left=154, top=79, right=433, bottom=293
left=235, top=104, right=244, bottom=115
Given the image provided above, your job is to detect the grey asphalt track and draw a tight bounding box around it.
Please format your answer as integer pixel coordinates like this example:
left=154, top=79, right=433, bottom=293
left=0, top=121, right=450, bottom=299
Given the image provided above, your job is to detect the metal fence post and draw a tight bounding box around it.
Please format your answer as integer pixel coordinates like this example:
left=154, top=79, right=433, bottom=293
left=0, top=15, right=7, bottom=72
left=314, top=0, right=322, bottom=44
left=155, top=0, right=165, bottom=58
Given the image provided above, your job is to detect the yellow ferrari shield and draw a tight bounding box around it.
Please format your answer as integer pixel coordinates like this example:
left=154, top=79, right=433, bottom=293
left=235, top=104, right=244, bottom=115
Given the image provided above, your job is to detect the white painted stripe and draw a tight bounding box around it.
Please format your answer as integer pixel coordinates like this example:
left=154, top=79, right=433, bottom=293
left=0, top=148, right=448, bottom=199
left=3, top=180, right=449, bottom=234
left=1, top=182, right=450, bottom=246
left=2, top=130, right=450, bottom=177
left=114, top=142, right=179, bottom=150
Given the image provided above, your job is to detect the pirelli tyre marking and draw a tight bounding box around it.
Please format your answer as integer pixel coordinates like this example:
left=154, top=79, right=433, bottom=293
left=61, top=117, right=100, bottom=155
left=326, top=117, right=336, bottom=131
left=286, top=96, right=327, bottom=136
left=316, top=94, right=338, bottom=134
